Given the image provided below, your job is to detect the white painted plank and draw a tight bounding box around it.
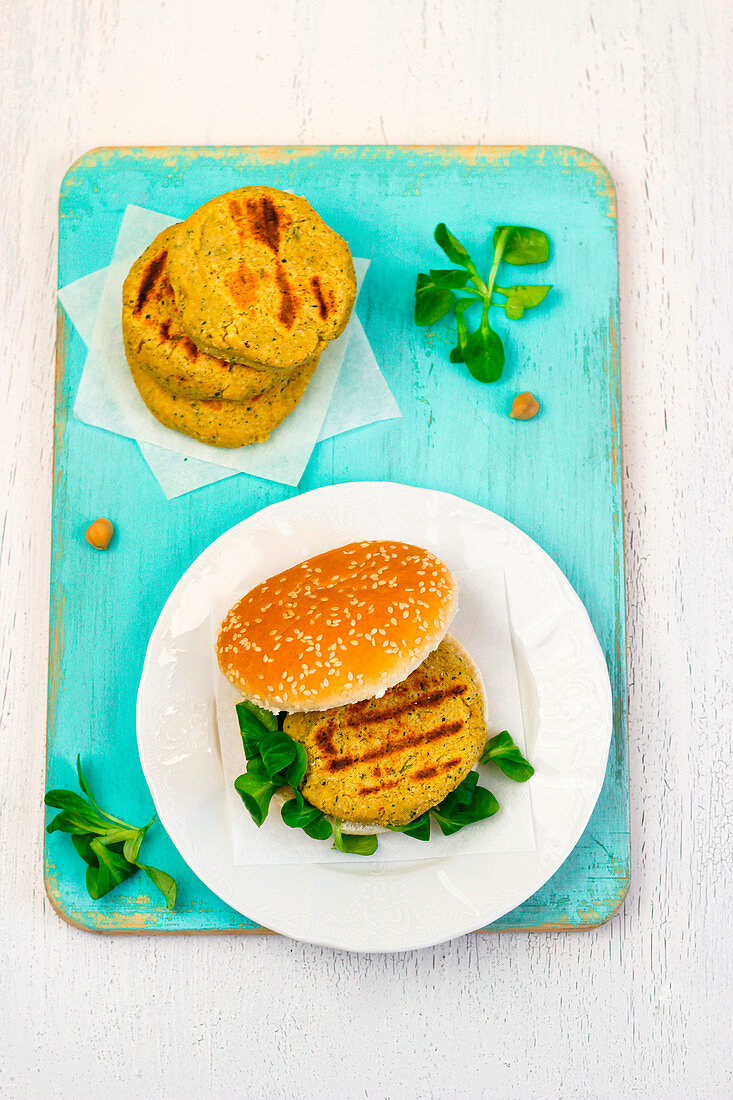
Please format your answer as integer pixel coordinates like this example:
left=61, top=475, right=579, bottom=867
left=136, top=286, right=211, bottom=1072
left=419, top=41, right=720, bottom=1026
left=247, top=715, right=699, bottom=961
left=1, top=1, right=731, bottom=1097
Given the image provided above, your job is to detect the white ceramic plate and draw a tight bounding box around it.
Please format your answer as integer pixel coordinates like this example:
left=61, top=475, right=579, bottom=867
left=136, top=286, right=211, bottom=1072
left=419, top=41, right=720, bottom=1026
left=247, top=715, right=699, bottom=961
left=137, top=482, right=612, bottom=952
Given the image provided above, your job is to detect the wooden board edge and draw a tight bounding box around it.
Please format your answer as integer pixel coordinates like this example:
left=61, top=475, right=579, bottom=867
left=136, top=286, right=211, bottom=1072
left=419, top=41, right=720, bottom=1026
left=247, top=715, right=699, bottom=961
left=47, top=145, right=627, bottom=938
left=59, top=144, right=616, bottom=221
left=44, top=876, right=273, bottom=937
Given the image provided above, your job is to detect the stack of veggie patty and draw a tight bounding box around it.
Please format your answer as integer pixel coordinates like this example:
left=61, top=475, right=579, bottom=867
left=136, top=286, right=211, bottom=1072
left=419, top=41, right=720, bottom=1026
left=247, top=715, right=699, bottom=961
left=122, top=188, right=356, bottom=448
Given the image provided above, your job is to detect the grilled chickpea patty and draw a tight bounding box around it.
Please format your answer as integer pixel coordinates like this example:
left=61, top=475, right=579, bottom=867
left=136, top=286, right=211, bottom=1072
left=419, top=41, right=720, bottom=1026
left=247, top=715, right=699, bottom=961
left=122, top=225, right=279, bottom=402
left=127, top=351, right=319, bottom=448
left=167, top=187, right=356, bottom=371
left=283, top=636, right=487, bottom=827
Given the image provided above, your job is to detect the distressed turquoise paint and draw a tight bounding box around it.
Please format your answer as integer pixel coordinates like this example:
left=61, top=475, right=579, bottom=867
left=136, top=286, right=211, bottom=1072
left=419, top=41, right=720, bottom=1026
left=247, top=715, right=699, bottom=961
left=48, top=146, right=628, bottom=935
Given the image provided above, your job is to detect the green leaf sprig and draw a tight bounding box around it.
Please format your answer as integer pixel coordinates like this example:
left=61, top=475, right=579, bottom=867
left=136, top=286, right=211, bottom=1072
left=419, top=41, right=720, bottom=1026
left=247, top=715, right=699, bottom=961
left=430, top=770, right=500, bottom=837
left=45, top=756, right=177, bottom=908
left=281, top=790, right=334, bottom=840
left=390, top=729, right=534, bottom=840
left=480, top=730, right=536, bottom=782
left=233, top=701, right=378, bottom=855
left=415, top=223, right=552, bottom=382
left=333, top=822, right=378, bottom=856
left=233, top=701, right=309, bottom=827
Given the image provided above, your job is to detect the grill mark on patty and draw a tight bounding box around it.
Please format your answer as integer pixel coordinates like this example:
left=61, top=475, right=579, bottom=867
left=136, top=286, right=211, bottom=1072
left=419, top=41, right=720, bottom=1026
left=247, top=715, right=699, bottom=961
left=357, top=778, right=399, bottom=796
left=411, top=757, right=462, bottom=781
left=181, top=337, right=199, bottom=361
left=157, top=318, right=199, bottom=361
left=310, top=276, right=334, bottom=320
left=247, top=194, right=282, bottom=251
left=275, top=264, right=299, bottom=329
left=314, top=718, right=337, bottom=757
left=228, top=195, right=283, bottom=253
left=134, top=251, right=167, bottom=314
left=323, top=720, right=465, bottom=773
left=344, top=684, right=469, bottom=728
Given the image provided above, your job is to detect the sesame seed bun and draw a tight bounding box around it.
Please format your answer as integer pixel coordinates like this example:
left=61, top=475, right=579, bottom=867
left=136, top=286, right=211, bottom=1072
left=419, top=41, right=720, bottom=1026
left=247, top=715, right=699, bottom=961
left=215, top=540, right=458, bottom=713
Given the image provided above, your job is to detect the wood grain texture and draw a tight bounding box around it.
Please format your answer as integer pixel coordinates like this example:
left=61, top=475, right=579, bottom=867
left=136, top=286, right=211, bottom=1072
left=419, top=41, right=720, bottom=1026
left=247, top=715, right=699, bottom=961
left=1, top=1, right=731, bottom=1098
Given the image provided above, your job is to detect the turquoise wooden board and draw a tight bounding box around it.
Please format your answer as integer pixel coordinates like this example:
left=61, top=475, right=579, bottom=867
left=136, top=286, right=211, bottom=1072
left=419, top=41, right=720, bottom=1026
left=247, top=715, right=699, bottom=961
left=47, top=145, right=628, bottom=935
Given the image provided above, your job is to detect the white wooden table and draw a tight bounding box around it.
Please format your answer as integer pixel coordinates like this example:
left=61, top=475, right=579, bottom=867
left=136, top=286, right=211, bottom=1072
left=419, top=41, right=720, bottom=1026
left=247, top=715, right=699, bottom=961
left=2, top=2, right=731, bottom=1096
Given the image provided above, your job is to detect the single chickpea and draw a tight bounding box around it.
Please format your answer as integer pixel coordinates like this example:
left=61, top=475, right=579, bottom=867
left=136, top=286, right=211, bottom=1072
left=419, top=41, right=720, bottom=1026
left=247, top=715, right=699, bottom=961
left=510, top=392, right=540, bottom=420
left=86, top=518, right=114, bottom=550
